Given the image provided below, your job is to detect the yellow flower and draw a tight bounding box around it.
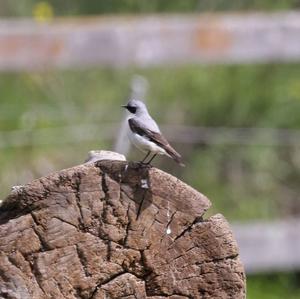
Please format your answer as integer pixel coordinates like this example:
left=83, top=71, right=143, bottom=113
left=33, top=1, right=54, bottom=22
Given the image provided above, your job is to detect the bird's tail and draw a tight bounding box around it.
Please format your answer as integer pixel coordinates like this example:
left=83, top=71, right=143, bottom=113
left=165, top=146, right=185, bottom=167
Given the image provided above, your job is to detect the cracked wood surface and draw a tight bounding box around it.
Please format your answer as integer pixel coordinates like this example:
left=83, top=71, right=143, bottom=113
left=0, top=160, right=245, bottom=299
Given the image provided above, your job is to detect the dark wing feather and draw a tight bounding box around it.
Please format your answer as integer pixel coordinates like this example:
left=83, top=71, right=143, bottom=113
left=128, top=118, right=184, bottom=166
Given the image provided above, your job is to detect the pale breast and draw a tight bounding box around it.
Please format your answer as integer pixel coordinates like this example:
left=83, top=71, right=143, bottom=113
left=128, top=131, right=167, bottom=155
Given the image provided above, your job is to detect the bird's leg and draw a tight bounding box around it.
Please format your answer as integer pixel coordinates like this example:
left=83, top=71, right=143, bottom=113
left=140, top=151, right=151, bottom=164
left=146, top=154, right=157, bottom=165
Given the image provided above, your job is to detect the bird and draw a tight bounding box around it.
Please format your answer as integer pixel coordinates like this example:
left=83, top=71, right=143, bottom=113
left=122, top=99, right=185, bottom=166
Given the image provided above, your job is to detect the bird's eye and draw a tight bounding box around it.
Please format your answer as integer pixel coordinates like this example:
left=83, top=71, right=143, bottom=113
left=127, top=106, right=137, bottom=114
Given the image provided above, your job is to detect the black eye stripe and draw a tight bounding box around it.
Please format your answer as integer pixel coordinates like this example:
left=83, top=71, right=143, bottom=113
left=127, top=106, right=137, bottom=114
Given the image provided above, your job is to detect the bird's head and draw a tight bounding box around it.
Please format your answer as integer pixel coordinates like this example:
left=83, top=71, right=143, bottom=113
left=122, top=99, right=147, bottom=115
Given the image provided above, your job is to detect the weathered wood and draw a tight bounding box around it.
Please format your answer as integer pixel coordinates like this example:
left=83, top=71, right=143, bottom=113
left=0, top=160, right=245, bottom=298
left=1, top=12, right=300, bottom=70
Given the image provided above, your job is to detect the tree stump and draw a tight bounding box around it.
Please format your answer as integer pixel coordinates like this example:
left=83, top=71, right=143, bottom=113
left=0, top=159, right=245, bottom=299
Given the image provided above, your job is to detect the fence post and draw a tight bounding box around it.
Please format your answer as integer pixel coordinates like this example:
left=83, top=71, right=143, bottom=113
left=0, top=153, right=245, bottom=298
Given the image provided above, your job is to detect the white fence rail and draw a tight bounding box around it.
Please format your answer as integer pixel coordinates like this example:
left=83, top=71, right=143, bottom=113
left=1, top=12, right=300, bottom=70
left=232, top=219, right=300, bottom=273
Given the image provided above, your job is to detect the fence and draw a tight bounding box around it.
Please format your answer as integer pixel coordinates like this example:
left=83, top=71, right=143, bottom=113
left=1, top=12, right=300, bottom=71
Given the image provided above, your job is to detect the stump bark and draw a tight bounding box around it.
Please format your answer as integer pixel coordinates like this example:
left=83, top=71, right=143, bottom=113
left=0, top=160, right=245, bottom=299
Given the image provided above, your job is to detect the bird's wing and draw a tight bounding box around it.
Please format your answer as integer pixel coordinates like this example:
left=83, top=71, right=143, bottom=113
left=128, top=118, right=184, bottom=166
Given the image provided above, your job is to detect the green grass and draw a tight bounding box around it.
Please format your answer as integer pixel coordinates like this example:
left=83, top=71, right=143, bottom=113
left=0, top=65, right=299, bottom=220
left=247, top=273, right=300, bottom=299
left=0, top=0, right=299, bottom=17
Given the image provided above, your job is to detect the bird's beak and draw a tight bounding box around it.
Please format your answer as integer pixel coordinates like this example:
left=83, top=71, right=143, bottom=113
left=121, top=105, right=128, bottom=109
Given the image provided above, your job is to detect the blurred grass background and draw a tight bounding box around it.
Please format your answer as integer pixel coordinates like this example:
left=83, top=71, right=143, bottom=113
left=1, top=0, right=300, bottom=16
left=0, top=1, right=300, bottom=298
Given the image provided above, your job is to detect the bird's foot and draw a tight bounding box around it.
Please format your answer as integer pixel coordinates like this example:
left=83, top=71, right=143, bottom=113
left=137, top=161, right=152, bottom=168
